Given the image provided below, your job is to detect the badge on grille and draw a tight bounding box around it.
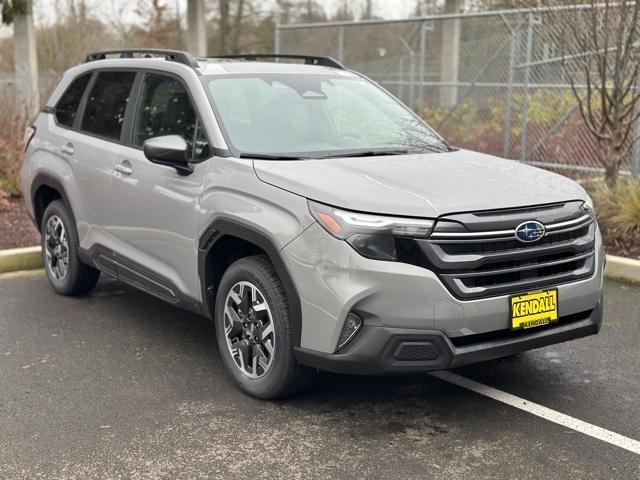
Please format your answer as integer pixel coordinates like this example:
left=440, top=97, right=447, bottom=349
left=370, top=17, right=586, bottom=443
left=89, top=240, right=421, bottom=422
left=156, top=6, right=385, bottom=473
left=514, top=221, right=546, bottom=243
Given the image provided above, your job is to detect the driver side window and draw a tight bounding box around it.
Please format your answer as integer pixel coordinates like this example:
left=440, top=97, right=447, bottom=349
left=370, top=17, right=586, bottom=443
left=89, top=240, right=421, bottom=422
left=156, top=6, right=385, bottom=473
left=133, top=73, right=209, bottom=160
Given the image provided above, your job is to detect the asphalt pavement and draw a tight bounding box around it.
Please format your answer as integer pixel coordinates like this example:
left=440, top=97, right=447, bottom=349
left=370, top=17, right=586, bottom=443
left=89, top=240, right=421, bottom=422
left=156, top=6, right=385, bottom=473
left=1, top=271, right=639, bottom=479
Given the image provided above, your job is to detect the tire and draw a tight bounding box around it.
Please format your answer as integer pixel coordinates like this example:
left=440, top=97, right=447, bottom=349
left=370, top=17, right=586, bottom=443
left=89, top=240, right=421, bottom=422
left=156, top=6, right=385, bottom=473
left=41, top=200, right=100, bottom=296
left=214, top=255, right=314, bottom=399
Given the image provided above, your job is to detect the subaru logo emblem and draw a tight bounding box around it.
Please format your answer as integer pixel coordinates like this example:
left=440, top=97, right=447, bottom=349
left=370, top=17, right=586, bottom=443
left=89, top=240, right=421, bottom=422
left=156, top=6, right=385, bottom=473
left=515, top=221, right=546, bottom=243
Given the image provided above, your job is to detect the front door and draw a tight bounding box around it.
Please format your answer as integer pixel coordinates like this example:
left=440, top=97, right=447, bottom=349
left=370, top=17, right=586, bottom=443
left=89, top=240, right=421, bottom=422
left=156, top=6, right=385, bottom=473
left=110, top=72, right=211, bottom=303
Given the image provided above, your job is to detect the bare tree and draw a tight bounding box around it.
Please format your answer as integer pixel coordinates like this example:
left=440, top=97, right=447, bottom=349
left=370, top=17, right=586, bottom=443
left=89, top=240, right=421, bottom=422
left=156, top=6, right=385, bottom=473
left=231, top=0, right=245, bottom=53
left=332, top=0, right=354, bottom=21
left=361, top=0, right=374, bottom=19
left=539, top=1, right=640, bottom=187
left=38, top=0, right=115, bottom=74
left=132, top=0, right=181, bottom=48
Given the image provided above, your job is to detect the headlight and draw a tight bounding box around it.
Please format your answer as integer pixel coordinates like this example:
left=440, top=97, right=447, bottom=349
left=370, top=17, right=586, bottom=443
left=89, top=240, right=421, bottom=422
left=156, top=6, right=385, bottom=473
left=583, top=196, right=594, bottom=212
left=308, top=200, right=434, bottom=261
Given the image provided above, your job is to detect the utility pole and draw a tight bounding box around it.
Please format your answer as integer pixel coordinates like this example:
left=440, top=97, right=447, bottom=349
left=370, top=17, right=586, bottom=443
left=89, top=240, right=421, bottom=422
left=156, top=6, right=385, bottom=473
left=11, top=0, right=39, bottom=116
left=187, top=0, right=207, bottom=57
left=439, top=0, right=462, bottom=108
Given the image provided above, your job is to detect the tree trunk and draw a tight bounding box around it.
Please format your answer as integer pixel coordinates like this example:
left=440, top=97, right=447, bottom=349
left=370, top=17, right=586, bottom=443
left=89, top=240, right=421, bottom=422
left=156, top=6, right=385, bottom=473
left=604, top=144, right=623, bottom=189
left=231, top=0, right=245, bottom=54
left=219, top=0, right=230, bottom=55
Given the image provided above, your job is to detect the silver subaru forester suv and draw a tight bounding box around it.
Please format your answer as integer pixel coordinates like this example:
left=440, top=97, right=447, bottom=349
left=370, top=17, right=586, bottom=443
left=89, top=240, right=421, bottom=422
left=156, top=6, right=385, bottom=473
left=21, top=50, right=604, bottom=399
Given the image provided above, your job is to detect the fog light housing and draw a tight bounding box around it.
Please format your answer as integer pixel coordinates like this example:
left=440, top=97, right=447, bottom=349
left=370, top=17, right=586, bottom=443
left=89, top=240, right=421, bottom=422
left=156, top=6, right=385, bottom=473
left=337, top=312, right=363, bottom=351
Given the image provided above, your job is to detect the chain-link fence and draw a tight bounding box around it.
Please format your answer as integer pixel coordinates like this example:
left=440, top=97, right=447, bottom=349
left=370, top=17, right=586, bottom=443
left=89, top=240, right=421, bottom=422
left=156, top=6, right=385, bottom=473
left=276, top=6, right=640, bottom=177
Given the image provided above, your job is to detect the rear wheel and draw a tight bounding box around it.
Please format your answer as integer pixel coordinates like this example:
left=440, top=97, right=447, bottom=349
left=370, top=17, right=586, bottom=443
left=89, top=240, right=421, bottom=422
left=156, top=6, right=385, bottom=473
left=214, top=255, right=314, bottom=399
left=41, top=200, right=100, bottom=295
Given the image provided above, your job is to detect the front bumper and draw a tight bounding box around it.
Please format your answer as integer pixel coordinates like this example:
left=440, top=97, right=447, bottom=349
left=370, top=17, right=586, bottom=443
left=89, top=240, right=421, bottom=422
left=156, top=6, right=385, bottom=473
left=282, top=222, right=605, bottom=356
left=295, top=299, right=603, bottom=375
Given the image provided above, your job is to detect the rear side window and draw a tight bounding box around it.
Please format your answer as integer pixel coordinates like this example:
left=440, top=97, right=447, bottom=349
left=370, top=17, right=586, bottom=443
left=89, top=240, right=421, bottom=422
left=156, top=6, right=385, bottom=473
left=55, top=73, right=91, bottom=127
left=81, top=71, right=136, bottom=141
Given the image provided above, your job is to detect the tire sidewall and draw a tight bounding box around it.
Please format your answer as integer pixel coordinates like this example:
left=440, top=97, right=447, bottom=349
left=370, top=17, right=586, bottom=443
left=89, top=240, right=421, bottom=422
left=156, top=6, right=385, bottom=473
left=41, top=200, right=82, bottom=295
left=214, top=258, right=295, bottom=398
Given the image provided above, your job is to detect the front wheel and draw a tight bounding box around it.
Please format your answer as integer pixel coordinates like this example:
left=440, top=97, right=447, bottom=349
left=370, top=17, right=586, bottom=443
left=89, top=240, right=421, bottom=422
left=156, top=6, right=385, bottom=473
left=214, top=255, right=314, bottom=399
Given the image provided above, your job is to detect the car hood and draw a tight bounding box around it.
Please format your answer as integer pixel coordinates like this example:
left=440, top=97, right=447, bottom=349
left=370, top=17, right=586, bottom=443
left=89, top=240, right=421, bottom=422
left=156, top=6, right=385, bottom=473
left=253, top=149, right=590, bottom=218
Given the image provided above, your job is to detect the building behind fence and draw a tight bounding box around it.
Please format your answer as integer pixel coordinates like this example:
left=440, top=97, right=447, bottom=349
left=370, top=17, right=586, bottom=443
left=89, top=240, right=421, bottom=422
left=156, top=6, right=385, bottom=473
left=276, top=6, right=640, bottom=177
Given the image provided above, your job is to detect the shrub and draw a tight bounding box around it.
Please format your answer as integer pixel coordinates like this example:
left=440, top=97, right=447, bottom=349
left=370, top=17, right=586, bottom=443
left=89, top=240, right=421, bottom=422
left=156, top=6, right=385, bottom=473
left=581, top=178, right=640, bottom=258
left=0, top=91, right=29, bottom=198
left=589, top=179, right=640, bottom=235
left=0, top=182, right=9, bottom=209
left=422, top=89, right=605, bottom=169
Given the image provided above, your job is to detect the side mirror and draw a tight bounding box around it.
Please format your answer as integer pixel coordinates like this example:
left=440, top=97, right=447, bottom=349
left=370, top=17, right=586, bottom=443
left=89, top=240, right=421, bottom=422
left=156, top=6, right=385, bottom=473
left=143, top=135, right=193, bottom=175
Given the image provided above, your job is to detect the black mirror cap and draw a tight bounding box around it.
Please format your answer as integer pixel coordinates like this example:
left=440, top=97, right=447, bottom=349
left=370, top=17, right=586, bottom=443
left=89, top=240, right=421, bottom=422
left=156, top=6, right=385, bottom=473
left=143, top=135, right=193, bottom=175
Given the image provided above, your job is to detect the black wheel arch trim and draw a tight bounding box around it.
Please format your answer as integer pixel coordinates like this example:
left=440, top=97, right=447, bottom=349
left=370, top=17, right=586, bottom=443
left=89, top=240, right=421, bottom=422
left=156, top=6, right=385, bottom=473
left=30, top=173, right=73, bottom=231
left=198, top=217, right=303, bottom=347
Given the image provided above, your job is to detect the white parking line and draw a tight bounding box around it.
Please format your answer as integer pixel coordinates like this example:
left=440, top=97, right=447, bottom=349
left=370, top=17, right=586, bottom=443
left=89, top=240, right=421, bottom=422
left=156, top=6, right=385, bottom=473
left=429, top=370, right=640, bottom=456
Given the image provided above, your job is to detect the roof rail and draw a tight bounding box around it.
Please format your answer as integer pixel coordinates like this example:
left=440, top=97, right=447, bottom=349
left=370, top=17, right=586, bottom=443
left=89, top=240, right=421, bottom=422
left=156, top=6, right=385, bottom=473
left=209, top=54, right=344, bottom=70
left=85, top=49, right=199, bottom=69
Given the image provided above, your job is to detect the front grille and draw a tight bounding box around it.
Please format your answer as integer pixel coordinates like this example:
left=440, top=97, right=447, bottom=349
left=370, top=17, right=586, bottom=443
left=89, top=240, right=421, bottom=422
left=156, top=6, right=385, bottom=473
left=438, top=224, right=590, bottom=256
left=396, top=201, right=597, bottom=300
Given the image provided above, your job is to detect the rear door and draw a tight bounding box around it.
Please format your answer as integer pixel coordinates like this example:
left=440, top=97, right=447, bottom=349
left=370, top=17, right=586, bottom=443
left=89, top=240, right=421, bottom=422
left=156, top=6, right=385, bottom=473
left=70, top=70, right=137, bottom=251
left=109, top=71, right=211, bottom=303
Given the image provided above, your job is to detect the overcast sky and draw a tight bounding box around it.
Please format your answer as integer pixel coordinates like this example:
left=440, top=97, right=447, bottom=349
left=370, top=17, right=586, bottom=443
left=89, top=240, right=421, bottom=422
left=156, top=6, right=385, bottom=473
left=29, top=0, right=416, bottom=25
left=0, top=0, right=418, bottom=38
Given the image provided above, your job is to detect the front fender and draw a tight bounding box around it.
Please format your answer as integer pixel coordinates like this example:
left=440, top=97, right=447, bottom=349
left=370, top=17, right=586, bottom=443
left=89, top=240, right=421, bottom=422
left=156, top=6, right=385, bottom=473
left=196, top=157, right=315, bottom=345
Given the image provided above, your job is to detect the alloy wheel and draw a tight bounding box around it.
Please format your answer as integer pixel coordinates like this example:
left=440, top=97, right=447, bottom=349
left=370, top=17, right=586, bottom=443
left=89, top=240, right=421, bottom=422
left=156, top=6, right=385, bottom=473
left=44, top=215, right=69, bottom=281
left=223, top=281, right=276, bottom=379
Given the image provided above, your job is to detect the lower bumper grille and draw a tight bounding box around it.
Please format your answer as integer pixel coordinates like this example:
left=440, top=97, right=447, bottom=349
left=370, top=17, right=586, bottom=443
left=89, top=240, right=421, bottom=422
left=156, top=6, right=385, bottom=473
left=397, top=201, right=597, bottom=299
left=449, top=308, right=594, bottom=347
left=394, top=342, right=440, bottom=361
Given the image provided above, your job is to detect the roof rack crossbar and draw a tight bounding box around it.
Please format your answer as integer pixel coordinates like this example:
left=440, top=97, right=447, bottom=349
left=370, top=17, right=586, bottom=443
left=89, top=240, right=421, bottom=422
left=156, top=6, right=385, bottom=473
left=85, top=49, right=199, bottom=69
left=209, top=54, right=344, bottom=70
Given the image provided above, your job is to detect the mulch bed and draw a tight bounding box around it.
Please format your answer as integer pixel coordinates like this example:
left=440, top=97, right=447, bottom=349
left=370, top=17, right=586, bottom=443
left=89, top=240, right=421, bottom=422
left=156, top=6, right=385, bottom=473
left=0, top=198, right=40, bottom=249
left=599, top=223, right=640, bottom=260
left=0, top=196, right=639, bottom=259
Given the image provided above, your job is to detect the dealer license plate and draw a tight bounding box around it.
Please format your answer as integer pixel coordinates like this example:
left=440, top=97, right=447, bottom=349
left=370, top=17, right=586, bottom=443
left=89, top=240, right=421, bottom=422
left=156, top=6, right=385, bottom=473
left=510, top=289, right=558, bottom=330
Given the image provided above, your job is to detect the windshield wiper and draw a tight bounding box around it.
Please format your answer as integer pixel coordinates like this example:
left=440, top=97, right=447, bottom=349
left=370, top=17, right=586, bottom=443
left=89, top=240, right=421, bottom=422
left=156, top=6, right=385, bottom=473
left=415, top=145, right=451, bottom=154
left=240, top=147, right=452, bottom=160
left=316, top=149, right=410, bottom=159
left=239, top=153, right=306, bottom=160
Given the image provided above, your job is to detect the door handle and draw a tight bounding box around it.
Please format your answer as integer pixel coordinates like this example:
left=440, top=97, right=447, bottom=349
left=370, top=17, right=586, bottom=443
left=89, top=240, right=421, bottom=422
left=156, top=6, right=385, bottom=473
left=60, top=143, right=74, bottom=155
left=114, top=163, right=133, bottom=175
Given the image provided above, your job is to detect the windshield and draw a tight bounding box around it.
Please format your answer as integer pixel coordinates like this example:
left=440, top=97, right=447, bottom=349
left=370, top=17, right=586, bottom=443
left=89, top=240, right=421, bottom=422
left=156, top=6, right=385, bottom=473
left=202, top=73, right=449, bottom=158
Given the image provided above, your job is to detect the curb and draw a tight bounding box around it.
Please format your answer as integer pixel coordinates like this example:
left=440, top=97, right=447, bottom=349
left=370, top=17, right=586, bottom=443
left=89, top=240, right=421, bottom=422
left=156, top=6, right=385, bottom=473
left=0, top=246, right=639, bottom=284
left=604, top=255, right=640, bottom=284
left=0, top=246, right=43, bottom=274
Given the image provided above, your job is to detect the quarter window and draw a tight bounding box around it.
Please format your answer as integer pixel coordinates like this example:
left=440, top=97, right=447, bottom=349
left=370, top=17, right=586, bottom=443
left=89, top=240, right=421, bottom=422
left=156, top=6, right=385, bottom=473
left=133, top=74, right=209, bottom=160
left=193, top=120, right=210, bottom=160
left=55, top=73, right=91, bottom=127
left=81, top=71, right=136, bottom=140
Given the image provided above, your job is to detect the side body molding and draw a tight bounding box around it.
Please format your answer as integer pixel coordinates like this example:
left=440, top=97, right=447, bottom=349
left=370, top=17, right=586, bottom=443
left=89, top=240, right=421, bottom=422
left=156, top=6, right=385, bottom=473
left=198, top=217, right=303, bottom=347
